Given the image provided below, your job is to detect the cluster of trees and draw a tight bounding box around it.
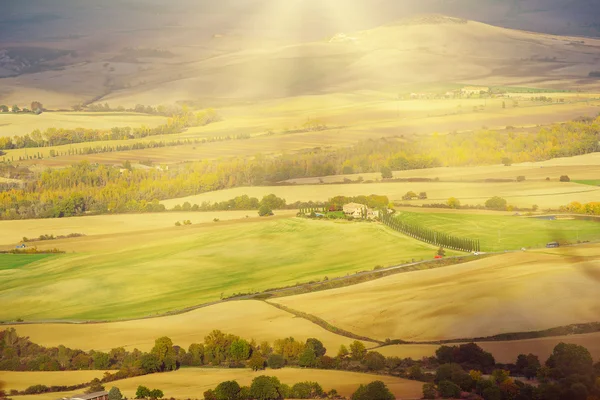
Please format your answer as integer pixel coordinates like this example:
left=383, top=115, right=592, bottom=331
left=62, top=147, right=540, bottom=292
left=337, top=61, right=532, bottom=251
left=172, top=195, right=286, bottom=214
left=22, top=233, right=84, bottom=242
left=0, top=108, right=220, bottom=150
left=84, top=103, right=188, bottom=117
left=0, top=329, right=181, bottom=376
left=0, top=102, right=44, bottom=114
left=560, top=201, right=600, bottom=216
left=401, top=191, right=427, bottom=200
left=327, top=195, right=390, bottom=210
left=380, top=210, right=481, bottom=252
left=424, top=342, right=600, bottom=400
left=204, top=377, right=331, bottom=400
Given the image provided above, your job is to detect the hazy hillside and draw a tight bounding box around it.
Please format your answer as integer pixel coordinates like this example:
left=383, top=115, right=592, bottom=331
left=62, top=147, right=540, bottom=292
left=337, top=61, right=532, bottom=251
left=2, top=1, right=600, bottom=107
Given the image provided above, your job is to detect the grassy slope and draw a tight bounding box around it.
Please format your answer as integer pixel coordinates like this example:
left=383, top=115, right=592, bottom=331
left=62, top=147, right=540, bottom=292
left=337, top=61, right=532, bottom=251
left=161, top=181, right=600, bottom=209
left=396, top=211, right=600, bottom=251
left=0, top=210, right=299, bottom=246
left=0, top=217, right=452, bottom=321
left=272, top=244, right=600, bottom=342
left=1, top=370, right=108, bottom=391
left=6, top=369, right=423, bottom=400
left=5, top=300, right=361, bottom=354
left=574, top=180, right=600, bottom=186
left=0, top=254, right=57, bottom=270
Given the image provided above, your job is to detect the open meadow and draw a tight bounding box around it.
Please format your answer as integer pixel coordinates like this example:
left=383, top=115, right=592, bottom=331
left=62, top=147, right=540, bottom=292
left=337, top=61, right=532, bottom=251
left=5, top=369, right=423, bottom=400
left=161, top=180, right=600, bottom=210
left=3, top=300, right=363, bottom=353
left=0, top=112, right=168, bottom=138
left=0, top=217, right=454, bottom=321
left=0, top=210, right=298, bottom=246
left=1, top=371, right=108, bottom=391
left=271, top=244, right=600, bottom=342
left=396, top=211, right=600, bottom=251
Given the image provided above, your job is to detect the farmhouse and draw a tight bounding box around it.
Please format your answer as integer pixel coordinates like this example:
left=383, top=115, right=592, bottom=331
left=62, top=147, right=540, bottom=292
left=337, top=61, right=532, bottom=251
left=343, top=203, right=366, bottom=215
left=63, top=392, right=108, bottom=400
left=461, top=86, right=489, bottom=95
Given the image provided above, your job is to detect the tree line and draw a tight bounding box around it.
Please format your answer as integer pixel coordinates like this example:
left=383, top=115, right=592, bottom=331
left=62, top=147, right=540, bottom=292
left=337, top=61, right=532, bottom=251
left=3, top=325, right=598, bottom=400
left=1, top=115, right=599, bottom=221
left=0, top=108, right=220, bottom=150
left=380, top=209, right=481, bottom=252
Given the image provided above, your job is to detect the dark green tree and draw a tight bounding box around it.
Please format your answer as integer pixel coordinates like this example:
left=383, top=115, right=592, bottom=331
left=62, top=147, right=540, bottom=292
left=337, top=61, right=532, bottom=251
left=249, top=376, right=282, bottom=400
left=267, top=354, right=285, bottom=369
left=351, top=381, right=394, bottom=400
left=108, top=387, right=123, bottom=400
left=214, top=381, right=241, bottom=400
left=437, top=381, right=461, bottom=399
left=305, top=338, right=326, bottom=357
left=381, top=166, right=393, bottom=179
left=136, top=386, right=150, bottom=399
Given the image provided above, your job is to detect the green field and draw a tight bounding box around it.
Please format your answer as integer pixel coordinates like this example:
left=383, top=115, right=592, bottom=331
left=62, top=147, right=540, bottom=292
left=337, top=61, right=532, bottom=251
left=574, top=180, right=600, bottom=186
left=0, top=217, right=455, bottom=321
left=396, top=212, right=600, bottom=251
left=0, top=254, right=56, bottom=270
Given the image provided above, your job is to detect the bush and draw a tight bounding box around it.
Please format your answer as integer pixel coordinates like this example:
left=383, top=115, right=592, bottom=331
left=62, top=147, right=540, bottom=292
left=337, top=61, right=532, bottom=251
left=108, top=387, right=123, bottom=400
left=516, top=176, right=525, bottom=182
left=258, top=204, right=274, bottom=217
left=267, top=354, right=285, bottom=369
left=291, top=382, right=323, bottom=399
left=422, top=383, right=436, bottom=399
left=381, top=166, right=393, bottom=179
left=437, top=380, right=461, bottom=398
left=351, top=381, right=394, bottom=400
left=560, top=175, right=571, bottom=182
left=214, top=381, right=241, bottom=400
left=364, top=351, right=386, bottom=371
left=249, top=376, right=282, bottom=400
left=485, top=196, right=507, bottom=210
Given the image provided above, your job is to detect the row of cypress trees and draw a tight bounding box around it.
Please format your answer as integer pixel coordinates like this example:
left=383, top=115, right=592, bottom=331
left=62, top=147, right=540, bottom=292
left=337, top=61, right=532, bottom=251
left=380, top=209, right=480, bottom=252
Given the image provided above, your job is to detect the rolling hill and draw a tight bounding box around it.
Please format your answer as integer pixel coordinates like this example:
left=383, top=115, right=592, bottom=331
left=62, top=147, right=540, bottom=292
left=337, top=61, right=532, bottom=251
left=2, top=4, right=600, bottom=108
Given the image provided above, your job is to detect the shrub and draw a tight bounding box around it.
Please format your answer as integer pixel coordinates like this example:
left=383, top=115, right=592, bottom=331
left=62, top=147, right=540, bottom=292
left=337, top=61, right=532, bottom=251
left=214, top=381, right=241, bottom=400
left=422, top=383, right=436, bottom=399
left=249, top=376, right=282, bottom=400
left=364, top=351, right=386, bottom=371
left=560, top=175, right=571, bottom=182
left=351, top=381, right=394, bottom=400
left=485, top=196, right=507, bottom=210
left=516, top=176, right=525, bottom=182
left=381, top=166, right=393, bottom=179
left=258, top=204, right=273, bottom=217
left=437, top=380, right=461, bottom=398
left=267, top=354, right=285, bottom=369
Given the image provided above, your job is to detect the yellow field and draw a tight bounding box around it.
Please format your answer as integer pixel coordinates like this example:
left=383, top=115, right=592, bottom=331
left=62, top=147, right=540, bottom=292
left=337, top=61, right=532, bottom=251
left=0, top=112, right=167, bottom=138
left=7, top=92, right=600, bottom=168
left=271, top=244, right=600, bottom=341
left=161, top=180, right=600, bottom=209
left=375, top=332, right=600, bottom=364
left=0, top=210, right=297, bottom=246
left=285, top=153, right=600, bottom=184
left=1, top=371, right=108, bottom=391
left=4, top=300, right=364, bottom=353
left=7, top=368, right=423, bottom=400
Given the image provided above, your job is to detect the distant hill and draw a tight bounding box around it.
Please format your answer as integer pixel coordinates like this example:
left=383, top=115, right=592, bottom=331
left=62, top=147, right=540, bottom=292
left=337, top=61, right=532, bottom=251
left=1, top=1, right=600, bottom=107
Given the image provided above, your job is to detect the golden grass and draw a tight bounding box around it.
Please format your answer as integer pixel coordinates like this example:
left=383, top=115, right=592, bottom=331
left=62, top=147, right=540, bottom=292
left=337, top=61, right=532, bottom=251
left=0, top=210, right=298, bottom=246
left=271, top=244, right=600, bottom=341
left=4, top=300, right=364, bottom=353
left=8, top=92, right=600, bottom=168
left=7, top=369, right=423, bottom=400
left=161, top=181, right=600, bottom=209
left=285, top=153, right=600, bottom=184
left=1, top=371, right=108, bottom=391
left=375, top=332, right=600, bottom=364
left=0, top=112, right=167, bottom=138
